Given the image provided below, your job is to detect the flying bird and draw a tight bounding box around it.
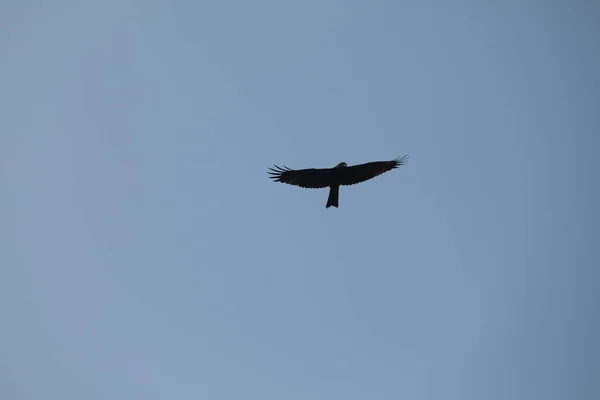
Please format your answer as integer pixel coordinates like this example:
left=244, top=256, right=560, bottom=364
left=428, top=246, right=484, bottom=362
left=268, top=155, right=408, bottom=208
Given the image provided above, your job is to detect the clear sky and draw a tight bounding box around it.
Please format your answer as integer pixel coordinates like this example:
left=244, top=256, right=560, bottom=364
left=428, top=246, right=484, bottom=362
left=1, top=1, right=599, bottom=399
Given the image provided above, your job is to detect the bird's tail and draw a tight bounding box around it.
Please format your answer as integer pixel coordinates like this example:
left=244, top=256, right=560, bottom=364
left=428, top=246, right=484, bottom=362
left=326, top=186, right=339, bottom=208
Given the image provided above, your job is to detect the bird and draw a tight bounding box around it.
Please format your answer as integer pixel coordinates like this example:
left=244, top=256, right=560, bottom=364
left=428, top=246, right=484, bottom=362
left=268, top=155, right=408, bottom=208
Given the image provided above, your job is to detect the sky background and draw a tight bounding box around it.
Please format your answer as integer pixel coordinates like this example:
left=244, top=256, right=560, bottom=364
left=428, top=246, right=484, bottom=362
left=1, top=1, right=599, bottom=399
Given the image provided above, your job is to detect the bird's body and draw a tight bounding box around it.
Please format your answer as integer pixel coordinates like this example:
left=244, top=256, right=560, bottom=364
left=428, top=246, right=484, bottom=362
left=268, top=155, right=408, bottom=208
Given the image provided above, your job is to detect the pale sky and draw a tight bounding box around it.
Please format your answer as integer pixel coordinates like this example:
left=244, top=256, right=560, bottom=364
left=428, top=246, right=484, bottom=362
left=1, top=1, right=599, bottom=399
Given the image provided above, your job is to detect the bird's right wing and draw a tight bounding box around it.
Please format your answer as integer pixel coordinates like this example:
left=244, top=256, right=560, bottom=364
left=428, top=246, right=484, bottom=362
left=268, top=166, right=332, bottom=189
left=338, top=155, right=408, bottom=186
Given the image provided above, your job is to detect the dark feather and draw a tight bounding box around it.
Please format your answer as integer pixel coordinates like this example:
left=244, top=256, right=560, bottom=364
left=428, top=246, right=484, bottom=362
left=338, top=155, right=408, bottom=186
left=268, top=166, right=333, bottom=189
left=268, top=155, right=408, bottom=206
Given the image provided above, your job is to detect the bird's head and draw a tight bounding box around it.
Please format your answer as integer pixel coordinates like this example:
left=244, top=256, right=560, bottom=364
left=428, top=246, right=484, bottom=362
left=335, top=162, right=347, bottom=168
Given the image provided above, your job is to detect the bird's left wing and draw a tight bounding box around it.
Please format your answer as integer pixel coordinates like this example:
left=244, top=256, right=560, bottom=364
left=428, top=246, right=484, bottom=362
left=268, top=166, right=333, bottom=189
left=338, top=155, right=408, bottom=186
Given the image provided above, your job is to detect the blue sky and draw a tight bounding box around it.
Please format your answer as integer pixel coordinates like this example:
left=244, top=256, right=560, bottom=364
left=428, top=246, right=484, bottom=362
left=1, top=1, right=599, bottom=399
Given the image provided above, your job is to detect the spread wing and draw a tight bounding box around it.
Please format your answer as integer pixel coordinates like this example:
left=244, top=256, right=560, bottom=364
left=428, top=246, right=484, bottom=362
left=268, top=165, right=333, bottom=189
left=338, top=155, right=408, bottom=186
